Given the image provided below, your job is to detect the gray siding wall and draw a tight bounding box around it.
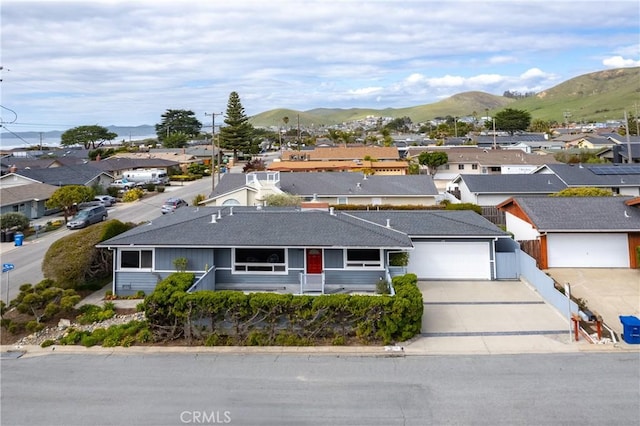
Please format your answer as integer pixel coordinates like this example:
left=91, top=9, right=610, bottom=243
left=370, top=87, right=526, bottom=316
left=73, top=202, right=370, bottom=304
left=215, top=269, right=300, bottom=286
left=214, top=248, right=232, bottom=268
left=288, top=248, right=304, bottom=268
left=324, top=269, right=384, bottom=285
left=156, top=248, right=214, bottom=272
left=115, top=271, right=166, bottom=296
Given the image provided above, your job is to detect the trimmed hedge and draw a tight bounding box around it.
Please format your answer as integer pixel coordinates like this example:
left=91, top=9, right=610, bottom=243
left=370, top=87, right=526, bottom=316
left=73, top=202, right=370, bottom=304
left=143, top=273, right=423, bottom=345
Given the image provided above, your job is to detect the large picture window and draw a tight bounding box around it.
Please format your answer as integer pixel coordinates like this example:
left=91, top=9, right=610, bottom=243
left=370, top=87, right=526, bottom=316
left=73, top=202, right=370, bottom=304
left=346, top=249, right=381, bottom=268
left=234, top=248, right=286, bottom=273
left=120, top=250, right=153, bottom=269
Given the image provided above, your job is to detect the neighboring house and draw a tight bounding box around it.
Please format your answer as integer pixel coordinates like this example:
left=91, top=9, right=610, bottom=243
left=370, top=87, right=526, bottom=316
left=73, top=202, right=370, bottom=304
left=474, top=133, right=560, bottom=152
left=550, top=132, right=592, bottom=147
left=450, top=174, right=567, bottom=206
left=91, top=156, right=180, bottom=180
left=1, top=163, right=113, bottom=188
left=97, top=206, right=513, bottom=296
left=533, top=163, right=640, bottom=196
left=498, top=196, right=640, bottom=269
left=267, top=159, right=409, bottom=174
left=405, top=147, right=558, bottom=191
left=202, top=171, right=440, bottom=207
left=274, top=146, right=406, bottom=174
left=597, top=143, right=640, bottom=164
left=281, top=146, right=400, bottom=161
left=574, top=136, right=615, bottom=150
left=109, top=150, right=202, bottom=173
left=0, top=182, right=60, bottom=219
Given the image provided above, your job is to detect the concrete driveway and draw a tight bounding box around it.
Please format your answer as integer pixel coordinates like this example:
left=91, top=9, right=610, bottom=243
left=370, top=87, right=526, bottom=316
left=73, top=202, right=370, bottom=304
left=545, top=268, right=640, bottom=337
left=404, top=280, right=577, bottom=355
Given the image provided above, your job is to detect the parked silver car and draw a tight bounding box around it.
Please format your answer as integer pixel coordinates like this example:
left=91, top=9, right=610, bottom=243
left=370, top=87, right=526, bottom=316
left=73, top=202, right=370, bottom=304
left=94, top=195, right=117, bottom=207
left=161, top=198, right=188, bottom=214
left=67, top=205, right=108, bottom=229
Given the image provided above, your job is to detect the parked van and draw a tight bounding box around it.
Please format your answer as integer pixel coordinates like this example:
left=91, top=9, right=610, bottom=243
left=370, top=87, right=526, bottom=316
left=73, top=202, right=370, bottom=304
left=66, top=205, right=108, bottom=229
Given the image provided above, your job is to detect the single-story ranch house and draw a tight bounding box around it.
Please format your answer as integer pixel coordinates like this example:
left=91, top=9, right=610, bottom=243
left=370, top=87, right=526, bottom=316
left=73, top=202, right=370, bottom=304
left=98, top=206, right=515, bottom=296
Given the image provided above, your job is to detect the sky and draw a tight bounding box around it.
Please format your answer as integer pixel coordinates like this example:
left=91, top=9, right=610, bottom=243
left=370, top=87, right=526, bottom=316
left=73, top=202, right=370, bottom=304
left=1, top=0, right=639, bottom=136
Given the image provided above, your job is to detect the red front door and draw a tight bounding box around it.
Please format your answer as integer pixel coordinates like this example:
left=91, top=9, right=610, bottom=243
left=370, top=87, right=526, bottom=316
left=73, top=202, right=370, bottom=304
left=306, top=249, right=323, bottom=274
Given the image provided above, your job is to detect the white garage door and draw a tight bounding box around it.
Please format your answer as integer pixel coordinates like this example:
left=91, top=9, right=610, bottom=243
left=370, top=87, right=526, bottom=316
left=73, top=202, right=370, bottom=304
left=408, top=241, right=491, bottom=280
left=547, top=233, right=629, bottom=268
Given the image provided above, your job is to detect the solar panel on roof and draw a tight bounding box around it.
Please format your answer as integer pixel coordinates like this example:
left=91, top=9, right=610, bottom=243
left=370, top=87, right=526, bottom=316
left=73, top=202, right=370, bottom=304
left=589, top=165, right=640, bottom=175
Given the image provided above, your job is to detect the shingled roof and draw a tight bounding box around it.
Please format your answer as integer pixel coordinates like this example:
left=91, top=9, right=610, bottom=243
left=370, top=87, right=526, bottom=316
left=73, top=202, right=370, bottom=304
left=211, top=172, right=438, bottom=198
left=499, top=196, right=640, bottom=232
left=99, top=207, right=413, bottom=248
left=454, top=174, right=567, bottom=194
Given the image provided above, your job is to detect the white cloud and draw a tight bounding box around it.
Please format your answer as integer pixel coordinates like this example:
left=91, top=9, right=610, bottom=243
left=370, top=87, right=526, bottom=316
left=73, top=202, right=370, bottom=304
left=1, top=0, right=638, bottom=127
left=602, top=56, right=640, bottom=68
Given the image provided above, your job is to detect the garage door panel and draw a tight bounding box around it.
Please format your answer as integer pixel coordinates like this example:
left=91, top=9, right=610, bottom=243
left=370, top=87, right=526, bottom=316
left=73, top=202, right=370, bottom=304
left=547, top=233, right=628, bottom=268
left=408, top=242, right=491, bottom=280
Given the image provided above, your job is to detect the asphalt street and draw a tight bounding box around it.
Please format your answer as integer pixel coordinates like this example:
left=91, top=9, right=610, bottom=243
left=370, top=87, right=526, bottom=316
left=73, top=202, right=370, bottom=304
left=1, top=352, right=638, bottom=426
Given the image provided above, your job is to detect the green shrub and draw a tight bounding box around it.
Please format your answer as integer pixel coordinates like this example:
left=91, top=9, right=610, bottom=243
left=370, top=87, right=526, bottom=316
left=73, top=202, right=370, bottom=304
left=144, top=272, right=422, bottom=345
left=76, top=303, right=116, bottom=325
left=121, top=188, right=144, bottom=202
left=636, top=246, right=640, bottom=269
left=0, top=212, right=30, bottom=231
left=376, top=279, right=390, bottom=294
left=40, top=339, right=55, bottom=348
left=26, top=320, right=45, bottom=333
left=389, top=252, right=409, bottom=266
left=81, top=335, right=99, bottom=347
left=59, top=329, right=89, bottom=345
left=12, top=279, right=80, bottom=322
left=42, top=220, right=132, bottom=289
left=156, top=186, right=166, bottom=193
left=444, top=202, right=482, bottom=214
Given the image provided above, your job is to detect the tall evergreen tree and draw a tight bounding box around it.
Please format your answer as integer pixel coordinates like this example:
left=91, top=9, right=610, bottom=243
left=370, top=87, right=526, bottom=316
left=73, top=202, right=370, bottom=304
left=155, top=109, right=202, bottom=144
left=219, top=92, right=257, bottom=161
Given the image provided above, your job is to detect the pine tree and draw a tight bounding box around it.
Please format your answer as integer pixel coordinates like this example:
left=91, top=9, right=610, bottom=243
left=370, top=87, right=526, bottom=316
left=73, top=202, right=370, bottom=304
left=219, top=92, right=257, bottom=161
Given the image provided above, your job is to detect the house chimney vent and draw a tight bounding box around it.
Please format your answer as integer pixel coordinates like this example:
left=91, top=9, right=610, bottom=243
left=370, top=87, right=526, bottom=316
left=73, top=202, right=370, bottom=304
left=329, top=207, right=335, bottom=215
left=229, top=207, right=234, bottom=216
left=386, top=219, right=391, bottom=228
left=211, top=214, right=217, bottom=224
left=217, top=210, right=222, bottom=219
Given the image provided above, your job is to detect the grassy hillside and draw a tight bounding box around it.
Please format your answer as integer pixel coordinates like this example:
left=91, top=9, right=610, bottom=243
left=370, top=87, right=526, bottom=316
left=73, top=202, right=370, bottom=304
left=508, top=67, right=640, bottom=123
left=249, top=67, right=640, bottom=127
left=250, top=92, right=512, bottom=128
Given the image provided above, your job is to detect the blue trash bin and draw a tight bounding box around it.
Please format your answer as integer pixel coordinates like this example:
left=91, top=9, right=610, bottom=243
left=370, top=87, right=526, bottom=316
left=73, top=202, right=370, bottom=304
left=619, top=316, right=640, bottom=344
left=14, top=232, right=24, bottom=247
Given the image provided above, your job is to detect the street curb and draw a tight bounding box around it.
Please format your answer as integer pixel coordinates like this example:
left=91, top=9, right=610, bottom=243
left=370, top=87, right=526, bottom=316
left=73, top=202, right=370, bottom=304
left=2, top=340, right=636, bottom=358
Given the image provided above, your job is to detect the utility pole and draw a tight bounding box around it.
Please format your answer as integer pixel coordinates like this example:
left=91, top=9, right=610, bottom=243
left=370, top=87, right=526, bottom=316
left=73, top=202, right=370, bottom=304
left=205, top=112, right=223, bottom=193
left=297, top=114, right=301, bottom=152
left=624, top=110, right=633, bottom=163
